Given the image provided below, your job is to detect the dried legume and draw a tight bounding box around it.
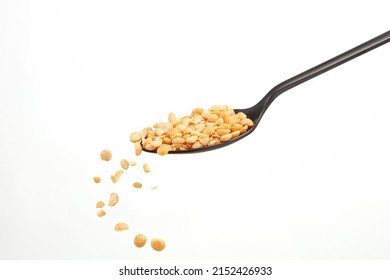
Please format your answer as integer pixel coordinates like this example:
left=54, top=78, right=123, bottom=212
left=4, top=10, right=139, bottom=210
left=135, top=142, right=142, bottom=156
left=134, top=234, right=147, bottom=248
left=108, top=193, right=119, bottom=207
left=157, top=144, right=171, bottom=156
left=100, top=149, right=112, bottom=161
left=143, top=163, right=151, bottom=173
left=96, top=201, right=105, bottom=208
left=111, top=170, right=124, bottom=183
left=151, top=238, right=166, bottom=251
left=97, top=210, right=106, bottom=217
left=130, top=132, right=142, bottom=143
left=120, top=159, right=129, bottom=170
left=114, top=222, right=129, bottom=231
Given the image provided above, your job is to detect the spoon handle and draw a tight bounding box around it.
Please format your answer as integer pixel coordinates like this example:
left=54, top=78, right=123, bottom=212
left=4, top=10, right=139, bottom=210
left=263, top=30, right=390, bottom=107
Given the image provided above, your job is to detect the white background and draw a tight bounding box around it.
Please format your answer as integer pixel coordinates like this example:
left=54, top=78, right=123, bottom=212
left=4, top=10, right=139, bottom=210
left=0, top=0, right=389, bottom=260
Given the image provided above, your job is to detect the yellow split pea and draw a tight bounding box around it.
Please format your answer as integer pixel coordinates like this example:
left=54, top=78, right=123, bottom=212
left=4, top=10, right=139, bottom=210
left=96, top=210, right=106, bottom=217
left=143, top=163, right=151, bottom=173
left=108, top=193, right=119, bottom=207
left=114, top=222, right=129, bottom=231
left=134, top=234, right=147, bottom=248
left=93, top=176, right=101, bottom=183
left=100, top=149, right=112, bottom=161
left=120, top=159, right=129, bottom=170
left=135, top=142, right=142, bottom=156
left=96, top=201, right=105, bottom=208
left=111, top=170, right=124, bottom=183
left=130, top=132, right=142, bottom=143
left=151, top=238, right=166, bottom=251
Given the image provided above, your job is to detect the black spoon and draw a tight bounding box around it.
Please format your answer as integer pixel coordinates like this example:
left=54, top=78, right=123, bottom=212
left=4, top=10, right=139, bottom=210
left=144, top=30, right=390, bottom=154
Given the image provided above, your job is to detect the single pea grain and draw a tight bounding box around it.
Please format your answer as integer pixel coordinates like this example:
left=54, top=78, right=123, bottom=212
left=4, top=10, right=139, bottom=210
left=134, top=234, right=147, bottom=248
left=168, top=112, right=177, bottom=123
left=96, top=201, right=105, bottom=208
left=135, top=142, right=142, bottom=156
left=157, top=144, right=171, bottom=156
left=151, top=238, right=166, bottom=251
left=97, top=210, right=106, bottom=217
left=93, top=176, right=101, bottom=183
left=111, top=170, right=124, bottom=183
left=100, top=149, right=112, bottom=161
left=143, top=163, right=151, bottom=173
left=120, top=159, right=129, bottom=170
left=114, top=222, right=129, bottom=231
left=108, top=193, right=119, bottom=207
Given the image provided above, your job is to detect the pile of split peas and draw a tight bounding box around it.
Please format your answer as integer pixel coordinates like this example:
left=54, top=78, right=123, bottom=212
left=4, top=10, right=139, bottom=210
left=130, top=105, right=254, bottom=155
left=93, top=105, right=253, bottom=253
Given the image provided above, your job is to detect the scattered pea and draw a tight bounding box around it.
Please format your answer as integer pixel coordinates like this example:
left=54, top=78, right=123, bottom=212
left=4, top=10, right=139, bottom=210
left=135, top=142, right=142, bottom=156
left=120, top=159, right=129, bottom=170
left=134, top=234, right=147, bottom=248
left=96, top=201, right=105, bottom=208
left=108, top=193, right=119, bottom=207
left=143, top=163, right=151, bottom=173
left=110, top=175, right=116, bottom=183
left=151, top=238, right=166, bottom=251
left=100, top=149, right=112, bottom=161
left=93, top=105, right=253, bottom=252
left=97, top=210, right=106, bottom=217
left=111, top=170, right=124, bottom=183
left=114, top=222, right=129, bottom=231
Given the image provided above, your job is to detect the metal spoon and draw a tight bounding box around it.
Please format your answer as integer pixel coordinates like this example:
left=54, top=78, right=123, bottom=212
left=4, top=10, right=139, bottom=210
left=144, top=30, right=390, bottom=154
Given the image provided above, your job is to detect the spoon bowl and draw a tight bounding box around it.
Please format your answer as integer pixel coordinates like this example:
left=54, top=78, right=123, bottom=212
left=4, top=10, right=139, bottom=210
left=143, top=30, right=390, bottom=154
